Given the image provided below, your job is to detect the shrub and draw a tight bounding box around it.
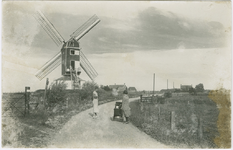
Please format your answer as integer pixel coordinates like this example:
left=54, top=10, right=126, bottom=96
left=101, top=85, right=111, bottom=91
left=195, top=83, right=204, bottom=92
left=98, top=88, right=112, bottom=101
left=67, top=90, right=81, bottom=107
left=164, top=92, right=172, bottom=98
left=47, top=81, right=67, bottom=107
left=79, top=81, right=98, bottom=101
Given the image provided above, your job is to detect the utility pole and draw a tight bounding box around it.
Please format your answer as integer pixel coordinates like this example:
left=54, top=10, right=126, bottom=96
left=155, top=74, right=157, bottom=91
left=153, top=73, right=155, bottom=96
left=167, top=79, right=168, bottom=90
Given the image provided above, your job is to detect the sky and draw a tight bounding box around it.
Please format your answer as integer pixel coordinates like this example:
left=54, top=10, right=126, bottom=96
left=2, top=1, right=232, bottom=92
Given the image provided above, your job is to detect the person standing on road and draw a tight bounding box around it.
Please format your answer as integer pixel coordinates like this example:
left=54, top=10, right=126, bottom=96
left=93, top=86, right=99, bottom=119
left=122, top=89, right=131, bottom=124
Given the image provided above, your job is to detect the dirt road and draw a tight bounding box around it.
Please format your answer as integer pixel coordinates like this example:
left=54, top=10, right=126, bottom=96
left=49, top=98, right=169, bottom=148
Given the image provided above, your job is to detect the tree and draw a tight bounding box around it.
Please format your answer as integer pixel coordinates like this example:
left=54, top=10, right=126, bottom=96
left=195, top=83, right=204, bottom=92
left=80, top=81, right=99, bottom=100
left=103, top=85, right=111, bottom=91
left=47, top=81, right=67, bottom=106
left=100, top=85, right=104, bottom=89
left=189, top=87, right=197, bottom=95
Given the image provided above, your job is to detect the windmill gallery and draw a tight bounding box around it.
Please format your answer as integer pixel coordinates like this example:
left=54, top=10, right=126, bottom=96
left=34, top=11, right=100, bottom=89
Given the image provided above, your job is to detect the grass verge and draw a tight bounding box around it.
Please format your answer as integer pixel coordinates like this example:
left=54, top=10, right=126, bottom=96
left=129, top=93, right=225, bottom=148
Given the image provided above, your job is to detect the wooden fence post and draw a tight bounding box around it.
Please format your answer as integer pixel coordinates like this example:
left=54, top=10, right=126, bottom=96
left=171, top=111, right=175, bottom=130
left=25, top=87, right=27, bottom=115
left=25, top=87, right=30, bottom=115
left=27, top=87, right=30, bottom=114
left=44, top=78, right=49, bottom=108
left=158, top=106, right=161, bottom=121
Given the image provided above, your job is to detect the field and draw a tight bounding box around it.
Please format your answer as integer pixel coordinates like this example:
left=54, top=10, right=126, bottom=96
left=130, top=90, right=231, bottom=148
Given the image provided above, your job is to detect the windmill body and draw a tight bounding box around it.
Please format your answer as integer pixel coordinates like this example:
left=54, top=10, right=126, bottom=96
left=61, top=39, right=80, bottom=76
left=34, top=11, right=100, bottom=89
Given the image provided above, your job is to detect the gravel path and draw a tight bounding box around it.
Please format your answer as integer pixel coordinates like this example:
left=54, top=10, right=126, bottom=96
left=49, top=98, right=169, bottom=148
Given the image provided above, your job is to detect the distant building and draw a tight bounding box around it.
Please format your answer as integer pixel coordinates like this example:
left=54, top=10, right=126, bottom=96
left=180, top=84, right=192, bottom=92
left=128, top=87, right=137, bottom=92
left=109, top=83, right=127, bottom=92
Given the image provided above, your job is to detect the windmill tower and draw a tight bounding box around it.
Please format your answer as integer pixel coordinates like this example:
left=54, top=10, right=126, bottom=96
left=34, top=11, right=100, bottom=89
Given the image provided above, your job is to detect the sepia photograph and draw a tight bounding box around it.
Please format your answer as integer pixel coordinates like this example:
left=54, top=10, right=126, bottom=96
left=1, top=1, right=232, bottom=148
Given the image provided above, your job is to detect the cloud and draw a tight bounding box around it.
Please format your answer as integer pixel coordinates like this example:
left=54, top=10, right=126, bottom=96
left=88, top=47, right=231, bottom=91
left=3, top=2, right=230, bottom=55
left=135, top=7, right=227, bottom=47
left=5, top=4, right=228, bottom=56
left=79, top=7, right=229, bottom=54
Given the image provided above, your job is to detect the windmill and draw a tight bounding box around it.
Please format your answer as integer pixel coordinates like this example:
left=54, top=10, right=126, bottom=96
left=34, top=11, right=100, bottom=89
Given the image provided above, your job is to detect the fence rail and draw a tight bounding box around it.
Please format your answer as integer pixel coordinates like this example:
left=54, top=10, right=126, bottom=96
left=140, top=96, right=152, bottom=103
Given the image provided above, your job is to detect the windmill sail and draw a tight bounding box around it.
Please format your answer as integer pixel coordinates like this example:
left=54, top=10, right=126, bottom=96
left=36, top=51, right=98, bottom=81
left=80, top=51, right=98, bottom=81
left=34, top=11, right=65, bottom=46
left=70, top=15, right=100, bottom=41
left=34, top=11, right=100, bottom=82
left=70, top=15, right=100, bottom=81
left=35, top=52, right=61, bottom=80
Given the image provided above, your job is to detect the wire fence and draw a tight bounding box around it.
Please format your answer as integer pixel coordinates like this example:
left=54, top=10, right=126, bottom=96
left=132, top=95, right=220, bottom=148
